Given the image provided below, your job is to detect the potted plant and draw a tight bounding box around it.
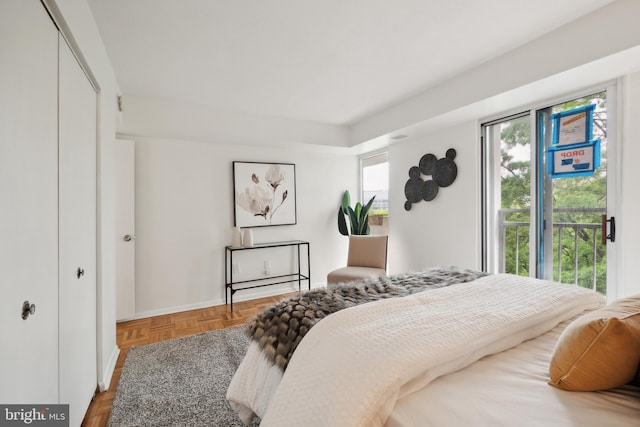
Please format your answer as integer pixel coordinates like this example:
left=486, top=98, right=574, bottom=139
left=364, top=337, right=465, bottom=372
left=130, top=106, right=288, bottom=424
left=337, top=190, right=376, bottom=235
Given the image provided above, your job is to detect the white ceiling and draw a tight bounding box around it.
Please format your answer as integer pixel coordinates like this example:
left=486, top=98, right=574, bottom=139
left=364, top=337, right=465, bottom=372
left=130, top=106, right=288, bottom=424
left=88, top=0, right=613, bottom=127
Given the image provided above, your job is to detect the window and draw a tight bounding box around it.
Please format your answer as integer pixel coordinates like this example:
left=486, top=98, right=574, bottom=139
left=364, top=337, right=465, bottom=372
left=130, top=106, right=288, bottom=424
left=361, top=152, right=389, bottom=235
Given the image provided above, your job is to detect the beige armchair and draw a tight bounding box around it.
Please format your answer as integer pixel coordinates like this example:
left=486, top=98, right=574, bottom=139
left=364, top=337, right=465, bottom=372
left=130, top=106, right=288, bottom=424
left=326, top=235, right=388, bottom=285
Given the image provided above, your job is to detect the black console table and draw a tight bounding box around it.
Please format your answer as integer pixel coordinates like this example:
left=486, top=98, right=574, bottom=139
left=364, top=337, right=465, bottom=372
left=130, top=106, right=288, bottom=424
left=224, top=240, right=310, bottom=311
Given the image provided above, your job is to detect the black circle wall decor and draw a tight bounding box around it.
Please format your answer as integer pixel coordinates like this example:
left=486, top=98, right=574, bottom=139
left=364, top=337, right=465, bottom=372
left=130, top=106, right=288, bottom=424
left=404, top=148, right=458, bottom=211
left=422, top=180, right=439, bottom=201
left=419, top=153, right=437, bottom=175
left=434, top=149, right=457, bottom=187
left=408, top=166, right=421, bottom=179
left=404, top=167, right=424, bottom=205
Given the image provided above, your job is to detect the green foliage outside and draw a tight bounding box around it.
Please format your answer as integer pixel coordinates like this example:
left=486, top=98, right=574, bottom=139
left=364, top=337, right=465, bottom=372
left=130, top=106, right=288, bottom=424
left=500, top=93, right=607, bottom=294
left=369, top=209, right=389, bottom=216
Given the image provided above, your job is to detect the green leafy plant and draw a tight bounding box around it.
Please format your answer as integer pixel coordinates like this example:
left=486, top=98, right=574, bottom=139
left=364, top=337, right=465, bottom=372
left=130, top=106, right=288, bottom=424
left=337, top=190, right=376, bottom=235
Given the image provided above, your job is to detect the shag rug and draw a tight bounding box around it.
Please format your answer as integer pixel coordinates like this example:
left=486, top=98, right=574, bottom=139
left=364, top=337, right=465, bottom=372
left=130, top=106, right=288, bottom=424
left=109, top=325, right=257, bottom=426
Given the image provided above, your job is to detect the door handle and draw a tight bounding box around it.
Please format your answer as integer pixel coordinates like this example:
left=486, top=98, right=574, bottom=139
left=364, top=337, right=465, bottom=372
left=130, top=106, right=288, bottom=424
left=21, top=301, right=36, bottom=320
left=123, top=234, right=135, bottom=242
left=601, top=215, right=615, bottom=244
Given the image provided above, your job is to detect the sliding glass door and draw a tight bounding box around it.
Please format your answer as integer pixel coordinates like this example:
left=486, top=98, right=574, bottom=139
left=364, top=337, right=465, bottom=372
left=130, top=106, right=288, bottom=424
left=482, top=90, right=614, bottom=296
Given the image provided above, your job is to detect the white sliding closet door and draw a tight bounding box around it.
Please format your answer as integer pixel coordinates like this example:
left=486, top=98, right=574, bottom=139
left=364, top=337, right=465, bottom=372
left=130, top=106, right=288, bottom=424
left=0, top=0, right=60, bottom=403
left=58, top=37, right=97, bottom=426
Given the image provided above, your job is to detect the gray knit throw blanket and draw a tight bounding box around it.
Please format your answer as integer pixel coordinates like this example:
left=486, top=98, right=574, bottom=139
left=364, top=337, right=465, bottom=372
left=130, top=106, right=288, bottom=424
left=247, top=266, right=488, bottom=371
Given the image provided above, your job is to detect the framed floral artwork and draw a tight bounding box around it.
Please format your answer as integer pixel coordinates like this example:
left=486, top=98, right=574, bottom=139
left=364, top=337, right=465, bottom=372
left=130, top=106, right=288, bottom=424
left=233, top=161, right=297, bottom=227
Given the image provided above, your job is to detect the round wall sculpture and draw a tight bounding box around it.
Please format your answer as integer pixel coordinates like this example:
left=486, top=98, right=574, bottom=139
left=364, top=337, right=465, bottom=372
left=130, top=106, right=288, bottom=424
left=404, top=148, right=457, bottom=211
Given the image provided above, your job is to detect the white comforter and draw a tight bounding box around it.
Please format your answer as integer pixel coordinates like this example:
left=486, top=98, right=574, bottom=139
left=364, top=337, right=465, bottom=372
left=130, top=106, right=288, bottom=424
left=228, top=274, right=605, bottom=427
left=386, top=315, right=640, bottom=427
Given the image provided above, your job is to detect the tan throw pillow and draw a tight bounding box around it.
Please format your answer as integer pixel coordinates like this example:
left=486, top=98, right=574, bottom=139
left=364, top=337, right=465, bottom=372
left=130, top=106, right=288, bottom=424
left=549, top=294, right=640, bottom=391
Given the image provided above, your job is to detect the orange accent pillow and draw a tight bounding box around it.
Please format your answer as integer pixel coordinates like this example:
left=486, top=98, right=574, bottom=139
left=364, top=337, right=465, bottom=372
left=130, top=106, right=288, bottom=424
left=549, top=294, right=640, bottom=391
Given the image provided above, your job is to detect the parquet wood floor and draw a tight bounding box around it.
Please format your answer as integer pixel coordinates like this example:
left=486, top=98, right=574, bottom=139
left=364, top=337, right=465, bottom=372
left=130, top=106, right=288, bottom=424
left=81, top=293, right=294, bottom=427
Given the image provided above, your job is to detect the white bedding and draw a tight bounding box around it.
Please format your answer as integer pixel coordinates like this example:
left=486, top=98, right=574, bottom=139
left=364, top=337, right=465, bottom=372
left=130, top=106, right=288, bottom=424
left=387, top=316, right=640, bottom=427
left=228, top=274, right=607, bottom=426
left=227, top=341, right=284, bottom=424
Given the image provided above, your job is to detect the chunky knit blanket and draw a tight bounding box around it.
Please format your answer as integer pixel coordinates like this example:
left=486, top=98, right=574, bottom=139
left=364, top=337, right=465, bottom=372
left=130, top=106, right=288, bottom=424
left=247, top=266, right=487, bottom=370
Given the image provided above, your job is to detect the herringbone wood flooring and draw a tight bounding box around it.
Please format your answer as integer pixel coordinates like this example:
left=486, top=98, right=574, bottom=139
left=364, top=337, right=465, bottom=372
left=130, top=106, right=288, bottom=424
left=81, top=293, right=294, bottom=427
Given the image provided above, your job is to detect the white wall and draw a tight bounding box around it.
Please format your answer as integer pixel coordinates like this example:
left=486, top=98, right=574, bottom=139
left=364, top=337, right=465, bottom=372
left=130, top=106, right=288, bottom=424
left=620, top=71, right=640, bottom=297
left=131, top=136, right=358, bottom=317
left=388, top=122, right=479, bottom=274
left=120, top=95, right=349, bottom=148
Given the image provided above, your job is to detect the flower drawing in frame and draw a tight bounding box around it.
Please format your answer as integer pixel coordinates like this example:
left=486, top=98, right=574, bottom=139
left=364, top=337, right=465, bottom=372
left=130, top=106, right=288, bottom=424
left=233, top=162, right=297, bottom=227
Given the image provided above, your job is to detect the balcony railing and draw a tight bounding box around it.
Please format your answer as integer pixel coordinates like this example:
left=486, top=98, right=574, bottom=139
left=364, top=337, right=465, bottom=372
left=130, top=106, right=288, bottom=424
left=498, top=208, right=606, bottom=293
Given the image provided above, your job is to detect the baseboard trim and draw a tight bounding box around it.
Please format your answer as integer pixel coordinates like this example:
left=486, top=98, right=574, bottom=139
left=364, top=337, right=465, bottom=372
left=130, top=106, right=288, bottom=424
left=98, top=345, right=121, bottom=392
left=126, top=282, right=326, bottom=322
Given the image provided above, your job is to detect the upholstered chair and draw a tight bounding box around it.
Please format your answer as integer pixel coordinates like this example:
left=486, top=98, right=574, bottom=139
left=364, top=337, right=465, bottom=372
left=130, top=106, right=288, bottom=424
left=326, top=235, right=388, bottom=285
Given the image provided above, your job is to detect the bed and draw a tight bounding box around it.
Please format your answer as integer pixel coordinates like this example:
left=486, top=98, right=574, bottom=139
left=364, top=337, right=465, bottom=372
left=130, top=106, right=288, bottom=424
left=226, top=267, right=640, bottom=426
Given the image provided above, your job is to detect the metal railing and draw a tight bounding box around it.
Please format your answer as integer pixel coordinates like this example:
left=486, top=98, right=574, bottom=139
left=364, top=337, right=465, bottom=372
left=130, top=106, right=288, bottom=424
left=498, top=208, right=606, bottom=292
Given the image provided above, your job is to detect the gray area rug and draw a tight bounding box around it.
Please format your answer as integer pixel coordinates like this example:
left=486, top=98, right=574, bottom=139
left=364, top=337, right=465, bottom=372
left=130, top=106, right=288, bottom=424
left=109, top=325, right=258, bottom=426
